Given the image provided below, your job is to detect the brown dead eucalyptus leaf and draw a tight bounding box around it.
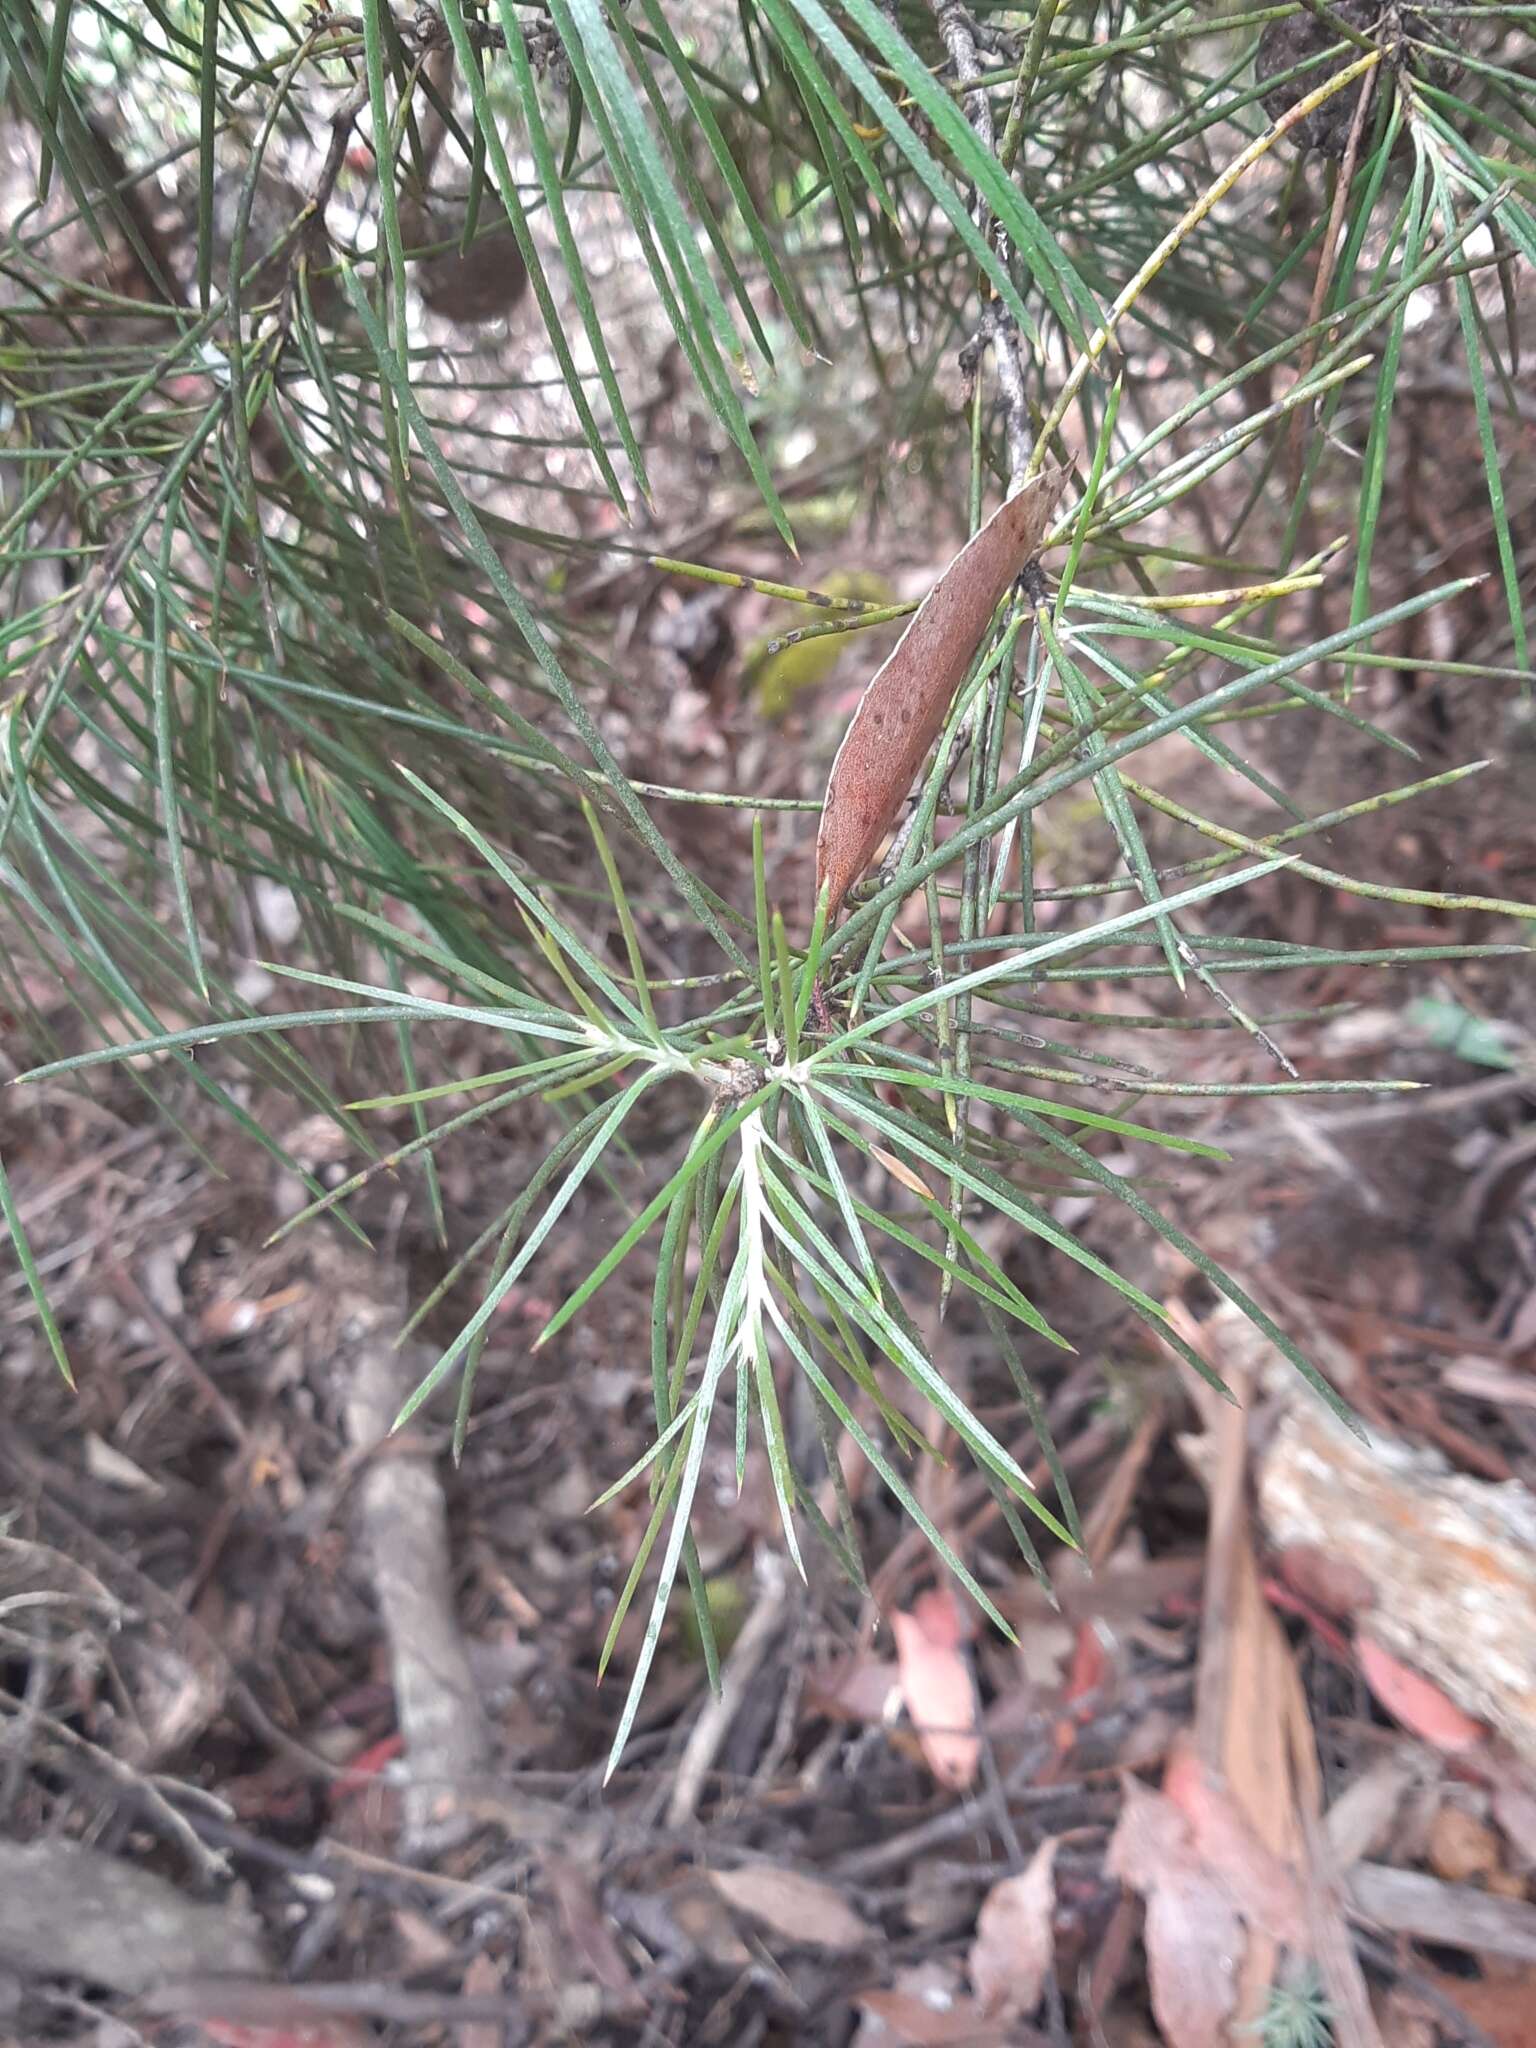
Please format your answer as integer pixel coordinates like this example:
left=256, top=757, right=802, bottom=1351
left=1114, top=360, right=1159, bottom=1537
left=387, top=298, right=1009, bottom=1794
left=545, top=1856, right=641, bottom=2012
left=706, top=1863, right=874, bottom=1952
left=969, top=1837, right=1059, bottom=2017
left=815, top=467, right=1068, bottom=919
left=1355, top=1633, right=1488, bottom=1755
left=1108, top=1741, right=1319, bottom=2048
left=1182, top=1308, right=1382, bottom=2045
left=891, top=1596, right=981, bottom=1791
left=855, top=1974, right=1018, bottom=2048
left=456, top=1953, right=505, bottom=2048
left=1106, top=1777, right=1243, bottom=2048
left=1421, top=1966, right=1536, bottom=2047
left=1163, top=1741, right=1308, bottom=1949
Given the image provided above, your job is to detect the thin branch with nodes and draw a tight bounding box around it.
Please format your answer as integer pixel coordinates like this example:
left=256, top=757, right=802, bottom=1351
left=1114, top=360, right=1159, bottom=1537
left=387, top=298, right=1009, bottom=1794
left=928, top=0, right=1039, bottom=491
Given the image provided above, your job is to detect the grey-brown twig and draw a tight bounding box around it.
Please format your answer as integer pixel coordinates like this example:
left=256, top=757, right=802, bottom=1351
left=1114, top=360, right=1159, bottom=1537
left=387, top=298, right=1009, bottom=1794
left=926, top=0, right=1035, bottom=490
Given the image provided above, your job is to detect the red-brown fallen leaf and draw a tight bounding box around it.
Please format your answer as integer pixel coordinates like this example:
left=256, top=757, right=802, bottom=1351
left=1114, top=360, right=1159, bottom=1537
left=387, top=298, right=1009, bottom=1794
left=1273, top=1541, right=1376, bottom=1619
left=706, top=1863, right=874, bottom=1952
left=327, top=1732, right=405, bottom=1809
left=458, top=1951, right=504, bottom=2048
left=1373, top=1985, right=1441, bottom=2048
left=815, top=469, right=1068, bottom=919
left=1356, top=1634, right=1487, bottom=1754
left=1063, top=1619, right=1109, bottom=1703
left=854, top=1962, right=973, bottom=2047
left=912, top=1582, right=976, bottom=1648
left=1162, top=1742, right=1307, bottom=1947
left=1106, top=1777, right=1243, bottom=2048
left=1108, top=1737, right=1310, bottom=2045
left=1422, top=1968, right=1536, bottom=2047
left=1261, top=1573, right=1354, bottom=1662
left=855, top=1984, right=1016, bottom=2047
left=969, top=1837, right=1058, bottom=2017
left=891, top=1598, right=980, bottom=1791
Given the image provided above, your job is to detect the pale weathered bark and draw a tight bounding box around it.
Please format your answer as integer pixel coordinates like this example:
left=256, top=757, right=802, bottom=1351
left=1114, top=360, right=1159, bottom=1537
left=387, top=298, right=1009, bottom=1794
left=1259, top=1400, right=1536, bottom=1765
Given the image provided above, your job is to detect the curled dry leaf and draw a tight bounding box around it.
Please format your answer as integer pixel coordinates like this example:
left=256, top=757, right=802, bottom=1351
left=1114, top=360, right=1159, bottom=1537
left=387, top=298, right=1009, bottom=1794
left=891, top=1593, right=981, bottom=1791
left=969, top=1837, right=1059, bottom=2017
left=706, top=1863, right=874, bottom=1952
left=815, top=467, right=1068, bottom=919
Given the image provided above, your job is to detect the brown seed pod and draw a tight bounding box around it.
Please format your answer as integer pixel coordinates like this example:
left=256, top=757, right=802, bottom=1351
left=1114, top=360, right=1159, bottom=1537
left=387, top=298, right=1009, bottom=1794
left=815, top=467, right=1069, bottom=921
left=397, top=191, right=529, bottom=326
left=1256, top=0, right=1463, bottom=157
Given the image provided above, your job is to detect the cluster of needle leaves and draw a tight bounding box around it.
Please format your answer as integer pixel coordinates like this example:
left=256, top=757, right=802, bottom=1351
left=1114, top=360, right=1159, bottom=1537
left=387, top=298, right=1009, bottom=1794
left=2, top=0, right=1533, bottom=1764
